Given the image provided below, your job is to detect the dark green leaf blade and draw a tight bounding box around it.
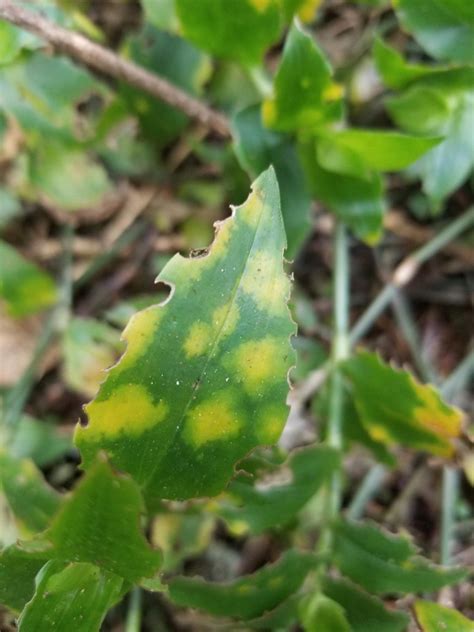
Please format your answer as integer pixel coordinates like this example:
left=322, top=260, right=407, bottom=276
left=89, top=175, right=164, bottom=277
left=0, top=546, right=45, bottom=613
left=75, top=168, right=295, bottom=501
left=168, top=550, right=316, bottom=620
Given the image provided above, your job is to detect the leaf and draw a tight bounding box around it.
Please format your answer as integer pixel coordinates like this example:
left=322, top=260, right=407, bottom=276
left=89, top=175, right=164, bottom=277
left=282, top=0, right=323, bottom=22
left=334, top=520, right=467, bottom=595
left=175, top=0, right=282, bottom=66
left=322, top=577, right=409, bottom=632
left=233, top=104, right=311, bottom=258
left=0, top=240, right=56, bottom=317
left=62, top=317, right=123, bottom=398
left=0, top=187, right=21, bottom=228
left=373, top=38, right=448, bottom=90
left=168, top=550, right=316, bottom=620
left=414, top=600, right=474, bottom=632
left=299, top=141, right=384, bottom=244
left=121, top=24, right=211, bottom=146
left=342, top=351, right=464, bottom=457
left=387, top=80, right=474, bottom=207
left=0, top=452, right=62, bottom=535
left=0, top=545, right=45, bottom=612
left=217, top=445, right=339, bottom=534
left=75, top=168, right=295, bottom=501
left=317, top=129, right=441, bottom=176
left=395, top=0, right=474, bottom=63
left=300, top=593, right=352, bottom=632
left=30, top=142, right=114, bottom=212
left=18, top=561, right=123, bottom=632
left=263, top=22, right=343, bottom=132
left=10, top=415, right=72, bottom=468
left=142, top=0, right=179, bottom=31
left=25, top=459, right=162, bottom=583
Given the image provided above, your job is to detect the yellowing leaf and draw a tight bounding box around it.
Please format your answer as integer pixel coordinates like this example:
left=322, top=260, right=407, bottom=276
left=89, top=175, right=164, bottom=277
left=75, top=168, right=295, bottom=500
left=342, top=351, right=463, bottom=457
left=415, top=600, right=474, bottom=632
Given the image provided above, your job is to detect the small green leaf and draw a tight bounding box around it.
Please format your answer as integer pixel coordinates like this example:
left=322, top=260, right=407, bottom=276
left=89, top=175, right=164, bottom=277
left=299, top=141, right=384, bottom=244
left=0, top=187, right=21, bottom=228
left=18, top=561, right=123, bottom=632
left=233, top=104, right=311, bottom=258
left=26, top=459, right=162, bottom=583
left=10, top=415, right=72, bottom=468
left=373, top=38, right=447, bottom=90
left=168, top=550, right=316, bottom=620
left=217, top=445, right=339, bottom=534
left=396, top=0, right=474, bottom=63
left=0, top=545, right=45, bottom=612
left=263, top=22, right=343, bottom=132
left=0, top=452, right=62, bottom=535
left=142, top=0, right=179, bottom=31
left=322, top=577, right=409, bottom=632
left=76, top=168, right=295, bottom=501
left=0, top=240, right=56, bottom=317
left=342, top=351, right=463, bottom=457
left=334, top=520, right=467, bottom=594
left=300, top=593, right=352, bottom=632
left=175, top=0, right=282, bottom=66
left=318, top=129, right=441, bottom=174
left=414, top=600, right=474, bottom=632
left=62, top=317, right=123, bottom=398
left=30, top=142, right=113, bottom=212
left=121, top=24, right=211, bottom=146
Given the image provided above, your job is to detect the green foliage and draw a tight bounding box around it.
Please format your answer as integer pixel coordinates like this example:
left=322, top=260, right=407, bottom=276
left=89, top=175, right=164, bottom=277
left=0, top=546, right=45, bottom=613
left=414, top=600, right=474, bottom=632
left=75, top=169, right=295, bottom=500
left=168, top=550, right=316, bottom=619
left=0, top=240, right=56, bottom=317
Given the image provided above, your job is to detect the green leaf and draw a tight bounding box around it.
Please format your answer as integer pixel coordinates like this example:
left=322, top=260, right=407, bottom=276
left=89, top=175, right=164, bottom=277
left=299, top=140, right=384, bottom=244
left=217, top=445, right=339, bottom=534
left=27, top=459, right=162, bottom=583
left=373, top=38, right=447, bottom=90
left=263, top=22, right=343, bottom=132
left=0, top=545, right=45, bottom=612
left=342, top=351, right=463, bottom=456
left=10, top=416, right=72, bottom=468
left=395, top=0, right=474, bottom=63
left=175, top=0, right=282, bottom=66
left=63, top=317, right=123, bottom=398
left=168, top=550, right=316, bottom=620
left=142, top=0, right=179, bottom=31
left=233, top=104, right=311, bottom=258
left=282, top=0, right=323, bottom=22
left=318, top=129, right=441, bottom=175
left=334, top=520, right=467, bottom=594
left=75, top=168, right=295, bottom=501
left=300, top=593, right=352, bottom=632
left=121, top=24, right=211, bottom=146
left=18, top=561, right=123, bottom=632
left=29, top=142, right=113, bottom=212
left=0, top=187, right=21, bottom=228
left=414, top=600, right=474, bottom=632
left=0, top=452, right=62, bottom=535
left=323, top=577, right=409, bottom=632
left=0, top=240, right=56, bottom=317
left=387, top=82, right=474, bottom=206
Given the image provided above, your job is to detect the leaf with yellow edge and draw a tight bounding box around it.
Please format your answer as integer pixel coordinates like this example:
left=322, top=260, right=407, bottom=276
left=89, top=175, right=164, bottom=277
left=75, top=168, right=295, bottom=500
left=342, top=351, right=463, bottom=457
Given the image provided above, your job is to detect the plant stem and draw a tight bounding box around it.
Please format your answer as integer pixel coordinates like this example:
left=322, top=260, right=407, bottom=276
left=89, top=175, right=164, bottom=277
left=327, top=222, right=350, bottom=518
left=441, top=349, right=474, bottom=402
left=125, top=587, right=142, bottom=632
left=347, top=464, right=386, bottom=521
left=349, top=206, right=474, bottom=346
left=440, top=467, right=459, bottom=566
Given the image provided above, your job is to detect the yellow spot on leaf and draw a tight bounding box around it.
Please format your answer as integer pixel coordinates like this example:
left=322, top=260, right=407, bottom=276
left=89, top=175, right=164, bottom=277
left=184, top=322, right=212, bottom=358
left=185, top=392, right=241, bottom=447
left=413, top=384, right=462, bottom=448
left=369, top=425, right=393, bottom=444
left=80, top=384, right=168, bottom=440
left=297, top=0, right=322, bottom=22
left=212, top=300, right=240, bottom=338
left=228, top=337, right=284, bottom=395
left=262, top=98, right=277, bottom=127
left=238, top=189, right=266, bottom=229
left=241, top=249, right=290, bottom=314
left=323, top=82, right=344, bottom=102
left=116, top=307, right=162, bottom=372
left=256, top=404, right=286, bottom=443
left=248, top=0, right=272, bottom=12
left=208, top=217, right=233, bottom=259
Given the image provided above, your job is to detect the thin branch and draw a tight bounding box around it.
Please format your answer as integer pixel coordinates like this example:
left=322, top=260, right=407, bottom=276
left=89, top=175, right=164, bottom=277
left=0, top=0, right=231, bottom=138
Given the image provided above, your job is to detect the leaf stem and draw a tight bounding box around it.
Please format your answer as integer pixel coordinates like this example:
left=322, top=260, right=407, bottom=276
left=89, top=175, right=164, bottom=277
left=440, top=467, right=459, bottom=566
left=125, top=587, right=142, bottom=632
left=346, top=464, right=386, bottom=521
left=349, top=206, right=474, bottom=346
